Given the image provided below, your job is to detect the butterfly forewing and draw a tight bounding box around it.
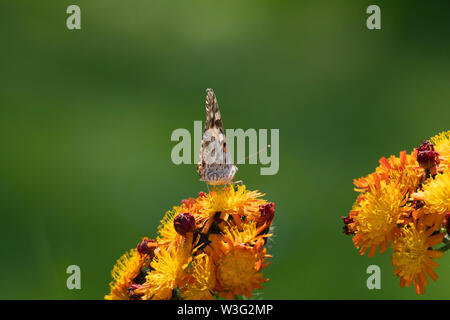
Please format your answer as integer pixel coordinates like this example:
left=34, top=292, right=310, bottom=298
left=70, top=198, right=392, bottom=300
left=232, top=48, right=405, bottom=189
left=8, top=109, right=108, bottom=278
left=197, top=89, right=237, bottom=185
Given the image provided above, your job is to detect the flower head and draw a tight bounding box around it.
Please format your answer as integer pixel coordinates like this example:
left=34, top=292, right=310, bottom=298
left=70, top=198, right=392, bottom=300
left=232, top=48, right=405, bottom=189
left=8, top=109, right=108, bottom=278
left=350, top=176, right=409, bottom=257
left=392, top=223, right=444, bottom=295
left=197, top=185, right=266, bottom=233
left=422, top=171, right=450, bottom=216
left=137, top=234, right=196, bottom=300
left=206, top=225, right=270, bottom=299
left=104, top=248, right=148, bottom=300
left=181, top=254, right=216, bottom=300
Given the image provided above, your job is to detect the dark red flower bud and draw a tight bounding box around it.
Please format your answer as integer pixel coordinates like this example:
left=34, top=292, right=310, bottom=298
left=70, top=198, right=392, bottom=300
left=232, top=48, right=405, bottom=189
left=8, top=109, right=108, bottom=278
left=174, top=212, right=196, bottom=236
left=259, top=202, right=275, bottom=226
left=341, top=215, right=354, bottom=235
left=137, top=238, right=157, bottom=257
left=417, top=140, right=434, bottom=152
left=416, top=141, right=439, bottom=170
left=443, top=212, right=450, bottom=234
left=341, top=215, right=353, bottom=225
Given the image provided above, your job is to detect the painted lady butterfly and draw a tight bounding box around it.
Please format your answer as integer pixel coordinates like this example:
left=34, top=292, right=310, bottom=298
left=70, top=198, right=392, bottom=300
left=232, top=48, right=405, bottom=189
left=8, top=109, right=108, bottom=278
left=197, top=88, right=238, bottom=185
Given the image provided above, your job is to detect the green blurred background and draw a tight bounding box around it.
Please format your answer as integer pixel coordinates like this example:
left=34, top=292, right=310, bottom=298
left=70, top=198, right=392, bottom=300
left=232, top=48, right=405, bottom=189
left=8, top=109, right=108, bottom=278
left=1, top=0, right=449, bottom=299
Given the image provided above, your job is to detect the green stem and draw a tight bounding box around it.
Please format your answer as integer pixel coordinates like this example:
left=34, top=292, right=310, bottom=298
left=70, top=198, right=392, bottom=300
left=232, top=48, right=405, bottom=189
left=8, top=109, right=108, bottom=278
left=438, top=235, right=450, bottom=252
left=438, top=243, right=450, bottom=252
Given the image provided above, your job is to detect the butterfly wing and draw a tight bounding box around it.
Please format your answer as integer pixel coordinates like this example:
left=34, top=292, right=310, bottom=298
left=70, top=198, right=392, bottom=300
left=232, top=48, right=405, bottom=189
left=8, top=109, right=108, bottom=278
left=204, top=88, right=224, bottom=136
left=197, top=89, right=234, bottom=180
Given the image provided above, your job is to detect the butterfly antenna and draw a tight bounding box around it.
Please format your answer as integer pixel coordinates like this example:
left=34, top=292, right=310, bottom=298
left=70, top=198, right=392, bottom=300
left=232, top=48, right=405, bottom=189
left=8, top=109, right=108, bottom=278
left=237, top=145, right=271, bottom=163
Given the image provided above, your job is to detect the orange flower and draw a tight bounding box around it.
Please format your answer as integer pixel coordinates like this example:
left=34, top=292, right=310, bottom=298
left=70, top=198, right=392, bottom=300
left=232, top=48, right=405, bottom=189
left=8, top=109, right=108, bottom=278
left=205, top=225, right=270, bottom=299
left=392, top=223, right=444, bottom=295
left=354, top=151, right=421, bottom=194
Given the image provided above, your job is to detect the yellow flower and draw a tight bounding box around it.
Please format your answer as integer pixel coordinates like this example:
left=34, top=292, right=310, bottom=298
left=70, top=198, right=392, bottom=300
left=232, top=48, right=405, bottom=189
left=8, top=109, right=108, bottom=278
left=413, top=171, right=450, bottom=228
left=351, top=175, right=409, bottom=257
left=197, top=184, right=266, bottom=233
left=206, top=233, right=270, bottom=299
left=423, top=171, right=450, bottom=215
left=137, top=234, right=196, bottom=300
left=392, top=223, right=444, bottom=295
left=430, top=130, right=450, bottom=167
left=104, top=249, right=147, bottom=300
left=181, top=254, right=216, bottom=300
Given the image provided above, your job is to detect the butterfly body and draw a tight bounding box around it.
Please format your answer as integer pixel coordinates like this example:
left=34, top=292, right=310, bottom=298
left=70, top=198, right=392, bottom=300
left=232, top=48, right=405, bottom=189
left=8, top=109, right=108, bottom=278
left=197, top=89, right=237, bottom=185
left=198, top=163, right=237, bottom=186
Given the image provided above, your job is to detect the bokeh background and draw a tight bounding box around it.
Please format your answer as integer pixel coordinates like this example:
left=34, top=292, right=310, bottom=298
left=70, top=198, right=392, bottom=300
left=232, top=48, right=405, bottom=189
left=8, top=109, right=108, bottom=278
left=1, top=0, right=449, bottom=299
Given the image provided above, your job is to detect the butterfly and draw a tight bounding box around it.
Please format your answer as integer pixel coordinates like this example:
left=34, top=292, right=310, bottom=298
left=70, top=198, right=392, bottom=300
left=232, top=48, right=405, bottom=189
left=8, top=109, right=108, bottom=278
left=197, top=88, right=238, bottom=186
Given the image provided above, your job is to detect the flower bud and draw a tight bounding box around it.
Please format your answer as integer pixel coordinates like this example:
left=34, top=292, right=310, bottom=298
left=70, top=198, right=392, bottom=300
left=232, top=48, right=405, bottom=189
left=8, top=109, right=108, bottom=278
left=341, top=215, right=355, bottom=235
left=443, top=212, right=450, bottom=234
left=258, top=203, right=275, bottom=226
left=341, top=215, right=353, bottom=225
left=416, top=141, right=439, bottom=170
left=137, top=238, right=157, bottom=257
left=174, top=212, right=196, bottom=236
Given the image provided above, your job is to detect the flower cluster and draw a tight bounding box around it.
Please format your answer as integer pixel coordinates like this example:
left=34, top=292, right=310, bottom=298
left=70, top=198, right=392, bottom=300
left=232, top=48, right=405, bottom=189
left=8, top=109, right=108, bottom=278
left=105, top=184, right=275, bottom=300
left=343, top=131, right=450, bottom=294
